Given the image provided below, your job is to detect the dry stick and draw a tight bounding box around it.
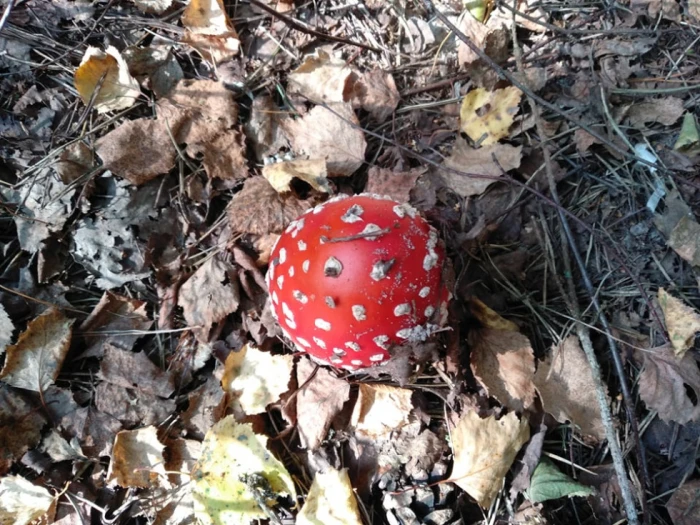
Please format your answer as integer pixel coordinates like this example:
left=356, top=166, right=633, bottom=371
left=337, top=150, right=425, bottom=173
left=508, top=6, right=645, bottom=524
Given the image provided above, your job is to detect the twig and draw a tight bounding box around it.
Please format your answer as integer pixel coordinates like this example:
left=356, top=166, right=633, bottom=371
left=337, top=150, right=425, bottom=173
left=0, top=0, right=16, bottom=34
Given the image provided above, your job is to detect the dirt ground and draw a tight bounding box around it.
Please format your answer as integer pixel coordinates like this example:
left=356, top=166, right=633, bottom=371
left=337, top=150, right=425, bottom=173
left=1, top=0, right=700, bottom=524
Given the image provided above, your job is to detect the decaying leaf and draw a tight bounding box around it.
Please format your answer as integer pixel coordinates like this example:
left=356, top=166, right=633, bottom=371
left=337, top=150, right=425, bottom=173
left=526, top=457, right=594, bottom=503
left=470, top=329, right=536, bottom=412
left=365, top=167, right=425, bottom=203
left=457, top=12, right=509, bottom=67
left=181, top=0, right=240, bottom=63
left=297, top=469, right=363, bottom=525
left=296, top=357, right=350, bottom=449
left=107, top=426, right=168, bottom=488
left=351, top=383, right=414, bottom=439
left=533, top=336, right=608, bottom=441
left=627, top=97, right=684, bottom=128
left=222, top=344, right=293, bottom=414
left=0, top=384, right=46, bottom=475
left=227, top=177, right=312, bottom=235
left=59, top=406, right=122, bottom=458
left=460, top=87, right=522, bottom=146
left=674, top=112, right=700, bottom=155
left=182, top=376, right=227, bottom=440
left=288, top=50, right=357, bottom=105
left=282, top=103, right=367, bottom=176
left=99, top=344, right=176, bottom=398
left=191, top=417, right=296, bottom=525
left=469, top=297, right=519, bottom=331
left=666, top=478, right=700, bottom=525
left=0, top=308, right=73, bottom=392
left=178, top=255, right=240, bottom=341
left=0, top=304, right=12, bottom=355
left=637, top=345, right=700, bottom=424
left=451, top=409, right=530, bottom=508
left=653, top=190, right=700, bottom=267
left=354, top=69, right=401, bottom=122
left=439, top=137, right=522, bottom=197
left=658, top=288, right=700, bottom=357
left=262, top=159, right=332, bottom=194
left=0, top=475, right=56, bottom=525
left=74, top=46, right=140, bottom=113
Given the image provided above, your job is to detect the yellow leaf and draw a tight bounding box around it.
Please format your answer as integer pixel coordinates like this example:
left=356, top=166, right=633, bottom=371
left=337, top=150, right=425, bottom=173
left=181, top=0, right=240, bottom=63
left=191, top=417, right=296, bottom=525
left=262, top=159, right=332, bottom=194
left=460, top=87, right=522, bottom=146
left=451, top=410, right=529, bottom=507
left=658, top=288, right=700, bottom=357
left=74, top=46, right=140, bottom=113
left=297, top=469, right=363, bottom=525
left=469, top=297, right=519, bottom=331
left=351, top=384, right=414, bottom=439
left=107, top=426, right=168, bottom=488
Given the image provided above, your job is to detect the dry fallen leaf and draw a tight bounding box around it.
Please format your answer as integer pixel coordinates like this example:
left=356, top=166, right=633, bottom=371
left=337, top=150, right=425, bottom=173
left=460, top=87, right=522, bottom=146
left=440, top=137, right=522, bottom=197
left=0, top=385, right=46, bottom=475
left=351, top=383, right=414, bottom=439
left=74, top=46, right=140, bottom=113
left=182, top=376, right=227, bottom=440
left=99, top=344, right=176, bottom=398
left=658, top=288, right=700, bottom=357
left=0, top=304, right=12, bottom=355
left=287, top=50, right=357, bottom=105
left=181, top=0, right=240, bottom=63
left=451, top=409, right=530, bottom=508
left=457, top=13, right=509, bottom=67
left=469, top=297, right=519, bottom=331
left=132, top=0, right=172, bottom=14
left=668, top=215, right=700, bottom=267
left=262, top=159, right=332, bottom=194
left=282, top=103, right=367, bottom=176
left=637, top=345, right=700, bottom=424
left=59, top=406, right=122, bottom=458
left=534, top=336, right=608, bottom=441
left=296, top=357, right=350, bottom=449
left=365, top=167, right=425, bottom=203
left=627, top=97, right=684, bottom=128
left=354, top=69, right=401, bottom=122
left=0, top=308, right=73, bottom=392
left=297, top=469, right=363, bottom=525
left=222, top=343, right=293, bottom=414
left=107, top=426, right=168, bottom=488
left=666, top=478, right=700, bottom=525
left=470, top=329, right=536, bottom=412
left=0, top=475, right=56, bottom=525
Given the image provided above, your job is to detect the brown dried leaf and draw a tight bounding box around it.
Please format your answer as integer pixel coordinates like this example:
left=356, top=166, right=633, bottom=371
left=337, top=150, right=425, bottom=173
left=354, top=69, right=400, bottom=122
left=287, top=50, right=357, bottom=105
left=95, top=382, right=175, bottom=427
left=658, top=288, right=700, bottom=357
left=627, top=97, right=684, bottom=128
left=282, top=103, right=366, bottom=176
left=534, top=336, right=609, bottom=440
left=227, top=177, right=312, bottom=235
left=365, top=167, right=425, bottom=203
left=297, top=469, right=363, bottom=525
left=668, top=215, right=700, bottom=267
left=451, top=410, right=530, bottom=508
left=181, top=0, right=239, bottom=63
left=637, top=345, right=700, bottom=424
left=99, top=343, right=176, bottom=397
left=79, top=291, right=152, bottom=358
left=60, top=406, right=122, bottom=458
left=296, top=357, right=350, bottom=449
left=594, top=38, right=657, bottom=57
left=0, top=384, right=46, bottom=475
left=0, top=308, right=73, bottom=392
left=74, top=46, right=140, bottom=113
left=469, top=297, right=519, bottom=331
left=470, top=329, right=535, bottom=412
left=178, top=255, right=240, bottom=340
left=439, top=138, right=522, bottom=197
left=351, top=383, right=413, bottom=439
left=0, top=304, right=12, bottom=355
left=262, top=159, right=331, bottom=194
left=457, top=14, right=509, bottom=67
left=54, top=141, right=94, bottom=184
left=107, top=426, right=168, bottom=488
left=666, top=479, right=700, bottom=525
left=182, top=376, right=227, bottom=440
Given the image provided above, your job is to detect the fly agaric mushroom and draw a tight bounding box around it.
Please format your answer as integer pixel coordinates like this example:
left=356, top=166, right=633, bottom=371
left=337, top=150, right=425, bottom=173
left=265, top=194, right=448, bottom=371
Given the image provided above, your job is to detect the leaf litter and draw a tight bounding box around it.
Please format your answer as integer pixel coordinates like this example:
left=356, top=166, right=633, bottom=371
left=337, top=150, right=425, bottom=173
left=2, top=0, right=700, bottom=524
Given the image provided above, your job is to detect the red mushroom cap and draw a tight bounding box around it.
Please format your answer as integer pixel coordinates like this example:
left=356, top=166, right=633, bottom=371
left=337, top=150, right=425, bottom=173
left=265, top=194, right=448, bottom=371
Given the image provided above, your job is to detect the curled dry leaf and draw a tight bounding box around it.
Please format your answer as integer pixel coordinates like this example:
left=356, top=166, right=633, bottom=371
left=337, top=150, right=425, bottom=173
left=658, top=288, right=700, bottom=357
left=107, top=426, right=168, bottom=488
left=227, top=177, right=312, bottom=235
left=457, top=13, right=510, bottom=67
left=0, top=304, right=12, bottom=355
left=262, top=159, right=332, bottom=194
left=460, top=87, right=522, bottom=146
left=439, top=137, right=522, bottom=197
left=0, top=308, right=73, bottom=392
left=297, top=469, right=363, bottom=525
left=0, top=384, right=46, bottom=475
left=287, top=50, right=357, bottom=105
left=534, top=336, right=609, bottom=441
left=0, top=475, right=56, bottom=525
left=222, top=344, right=293, bottom=415
left=74, top=46, right=140, bottom=113
left=282, top=103, right=367, bottom=176
left=365, top=166, right=425, bottom=203
left=351, top=384, right=414, bottom=440
left=450, top=409, right=530, bottom=508
left=469, top=329, right=536, bottom=412
left=181, top=0, right=240, bottom=63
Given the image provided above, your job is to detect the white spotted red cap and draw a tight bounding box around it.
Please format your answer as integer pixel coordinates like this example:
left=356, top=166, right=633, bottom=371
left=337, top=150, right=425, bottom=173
left=265, top=194, right=448, bottom=370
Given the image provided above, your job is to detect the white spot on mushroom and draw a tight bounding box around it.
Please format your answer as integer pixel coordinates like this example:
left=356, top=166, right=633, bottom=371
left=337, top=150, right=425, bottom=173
left=333, top=348, right=346, bottom=356
left=285, top=220, right=297, bottom=234
left=290, top=218, right=305, bottom=238
left=271, top=291, right=279, bottom=305
left=297, top=337, right=311, bottom=348
left=370, top=353, right=385, bottom=362
left=419, top=286, right=431, bottom=298
left=312, top=204, right=325, bottom=214
left=423, top=253, right=439, bottom=271
left=282, top=302, right=294, bottom=322
left=325, top=296, right=336, bottom=308
left=284, top=317, right=297, bottom=329
left=342, top=364, right=356, bottom=371
left=292, top=290, right=308, bottom=304
left=297, top=240, right=307, bottom=251
left=276, top=275, right=284, bottom=289
left=361, top=223, right=382, bottom=240
left=394, top=303, right=411, bottom=316
left=373, top=335, right=390, bottom=349
left=351, top=359, right=363, bottom=366
left=302, top=260, right=310, bottom=273
left=278, top=247, right=287, bottom=264
left=352, top=305, right=367, bottom=321
left=370, top=259, right=395, bottom=281
left=393, top=205, right=405, bottom=218
left=424, top=306, right=435, bottom=317
left=313, top=337, right=327, bottom=349
left=288, top=266, right=295, bottom=277
left=330, top=356, right=343, bottom=364
left=345, top=342, right=361, bottom=352
left=315, top=318, right=332, bottom=331
left=396, top=325, right=431, bottom=342
left=341, top=204, right=364, bottom=223
left=324, top=256, right=343, bottom=277
left=267, top=262, right=275, bottom=282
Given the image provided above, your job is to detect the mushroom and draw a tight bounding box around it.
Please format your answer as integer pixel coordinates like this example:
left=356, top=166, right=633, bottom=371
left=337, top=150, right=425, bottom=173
left=265, top=194, right=448, bottom=371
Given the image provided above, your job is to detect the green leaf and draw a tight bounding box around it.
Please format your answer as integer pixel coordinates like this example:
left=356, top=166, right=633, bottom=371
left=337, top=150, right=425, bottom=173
left=674, top=113, right=700, bottom=152
left=526, top=457, right=595, bottom=503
